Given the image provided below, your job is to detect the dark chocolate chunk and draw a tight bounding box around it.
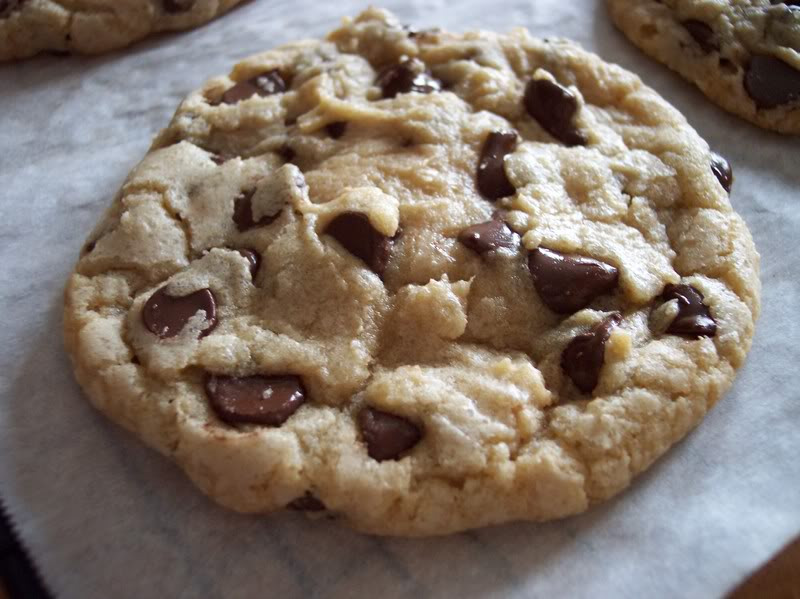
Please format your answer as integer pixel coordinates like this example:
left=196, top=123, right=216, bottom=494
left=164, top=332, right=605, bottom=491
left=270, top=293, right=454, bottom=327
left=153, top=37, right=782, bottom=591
left=288, top=493, right=326, bottom=512
left=0, top=0, right=25, bottom=18
left=476, top=131, right=518, bottom=201
left=744, top=55, right=800, bottom=109
left=205, top=374, right=306, bottom=426
left=324, top=212, right=394, bottom=277
left=162, top=0, right=195, bottom=13
left=142, top=286, right=217, bottom=339
left=358, top=407, right=422, bottom=461
left=376, top=58, right=441, bottom=98
left=561, top=313, right=622, bottom=393
left=232, top=189, right=280, bottom=231
left=710, top=152, right=733, bottom=193
left=325, top=121, right=347, bottom=139
left=682, top=20, right=718, bottom=53
left=236, top=248, right=261, bottom=279
left=458, top=218, right=517, bottom=254
left=82, top=239, right=96, bottom=256
left=524, top=78, right=587, bottom=146
left=528, top=247, right=619, bottom=314
left=221, top=69, right=286, bottom=105
left=661, top=284, right=717, bottom=338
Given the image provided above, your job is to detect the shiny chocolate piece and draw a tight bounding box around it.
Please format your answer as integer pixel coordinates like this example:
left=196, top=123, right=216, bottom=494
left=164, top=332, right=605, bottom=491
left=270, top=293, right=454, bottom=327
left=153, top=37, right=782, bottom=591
left=326, top=121, right=347, bottom=139
left=324, top=212, right=394, bottom=277
left=232, top=189, right=280, bottom=231
left=0, top=0, right=25, bottom=18
left=288, top=493, right=326, bottom=511
left=561, top=313, right=622, bottom=393
left=458, top=218, right=516, bottom=254
left=221, top=69, right=287, bottom=105
left=476, top=131, right=518, bottom=201
left=236, top=248, right=261, bottom=279
left=661, top=284, right=717, bottom=338
left=358, top=407, right=422, bottom=461
left=528, top=247, right=619, bottom=314
left=162, top=0, right=195, bottom=13
left=376, top=58, right=441, bottom=98
left=682, top=20, right=717, bottom=53
left=744, top=55, right=800, bottom=109
left=524, top=78, right=587, bottom=146
left=205, top=374, right=306, bottom=426
left=142, top=286, right=217, bottom=339
left=710, top=152, right=733, bottom=193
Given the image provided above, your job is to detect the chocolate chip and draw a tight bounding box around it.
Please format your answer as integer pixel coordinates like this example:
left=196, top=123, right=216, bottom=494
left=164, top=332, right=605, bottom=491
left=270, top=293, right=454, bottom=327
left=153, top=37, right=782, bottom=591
left=280, top=145, right=296, bottom=163
left=162, top=0, right=195, bottom=13
left=205, top=374, right=306, bottom=426
left=376, top=58, right=441, bottom=98
left=524, top=78, right=587, bottom=146
left=287, top=493, right=326, bottom=511
left=660, top=284, right=717, bottom=338
left=221, top=69, right=287, bottom=105
left=682, top=20, right=718, bottom=53
left=710, top=152, right=733, bottom=193
left=236, top=248, right=261, bottom=278
left=0, top=0, right=25, bottom=18
left=744, top=55, right=800, bottom=109
left=232, top=189, right=280, bottom=231
left=561, top=313, right=622, bottom=393
left=325, top=121, right=347, bottom=139
left=324, top=212, right=394, bottom=277
left=142, top=286, right=217, bottom=339
left=458, top=218, right=517, bottom=254
left=476, top=131, right=518, bottom=201
left=528, top=247, right=619, bottom=314
left=358, top=407, right=421, bottom=461
left=81, top=239, right=96, bottom=255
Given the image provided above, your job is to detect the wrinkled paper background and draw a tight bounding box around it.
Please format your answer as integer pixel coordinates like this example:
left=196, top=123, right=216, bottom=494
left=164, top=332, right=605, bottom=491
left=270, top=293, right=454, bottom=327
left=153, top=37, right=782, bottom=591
left=1, top=1, right=799, bottom=597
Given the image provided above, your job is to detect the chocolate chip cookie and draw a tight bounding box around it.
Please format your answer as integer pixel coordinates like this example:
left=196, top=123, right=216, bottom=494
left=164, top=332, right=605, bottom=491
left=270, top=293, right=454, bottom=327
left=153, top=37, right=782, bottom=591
left=63, top=8, right=760, bottom=535
left=607, top=0, right=800, bottom=134
left=0, top=0, right=244, bottom=61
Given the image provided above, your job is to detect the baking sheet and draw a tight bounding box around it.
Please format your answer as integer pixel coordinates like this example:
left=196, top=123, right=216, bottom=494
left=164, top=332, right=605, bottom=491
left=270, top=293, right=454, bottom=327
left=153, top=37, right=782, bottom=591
left=1, top=0, right=799, bottom=597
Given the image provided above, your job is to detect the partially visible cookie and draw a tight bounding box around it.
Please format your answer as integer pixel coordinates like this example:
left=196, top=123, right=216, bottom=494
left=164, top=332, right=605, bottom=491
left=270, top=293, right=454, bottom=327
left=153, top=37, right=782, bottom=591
left=607, top=0, right=800, bottom=134
left=64, top=7, right=760, bottom=535
left=0, top=0, right=244, bottom=61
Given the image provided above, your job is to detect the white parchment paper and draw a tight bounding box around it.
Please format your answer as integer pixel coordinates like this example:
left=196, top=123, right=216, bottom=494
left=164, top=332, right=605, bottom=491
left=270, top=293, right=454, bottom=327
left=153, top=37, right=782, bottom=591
left=1, top=1, right=799, bottom=597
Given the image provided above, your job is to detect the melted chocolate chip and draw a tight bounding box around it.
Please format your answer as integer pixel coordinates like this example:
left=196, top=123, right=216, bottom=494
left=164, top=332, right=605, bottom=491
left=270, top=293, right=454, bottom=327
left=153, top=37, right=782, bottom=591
left=326, top=121, right=347, bottom=139
left=744, top=55, right=800, bottom=109
left=82, top=239, right=96, bottom=255
left=524, top=78, right=587, bottom=146
left=476, top=131, right=518, bottom=201
left=358, top=407, right=421, bottom=461
left=458, top=218, right=516, bottom=254
left=221, top=70, right=287, bottom=105
left=661, top=284, right=717, bottom=338
left=287, top=493, right=326, bottom=511
left=162, top=0, right=195, bottom=13
left=205, top=374, right=306, bottom=426
left=324, top=212, right=394, bottom=277
left=376, top=58, right=441, bottom=98
left=682, top=20, right=718, bottom=53
left=280, top=145, right=296, bottom=163
left=232, top=189, right=280, bottom=231
left=528, top=248, right=619, bottom=314
left=142, top=286, right=217, bottom=339
left=0, top=0, right=25, bottom=18
left=710, top=152, right=733, bottom=193
left=561, top=313, right=622, bottom=393
left=236, top=248, right=261, bottom=278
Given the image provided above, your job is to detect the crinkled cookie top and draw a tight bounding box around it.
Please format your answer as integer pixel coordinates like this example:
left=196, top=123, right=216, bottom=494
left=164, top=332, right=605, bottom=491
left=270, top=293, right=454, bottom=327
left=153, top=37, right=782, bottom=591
left=64, top=8, right=759, bottom=535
